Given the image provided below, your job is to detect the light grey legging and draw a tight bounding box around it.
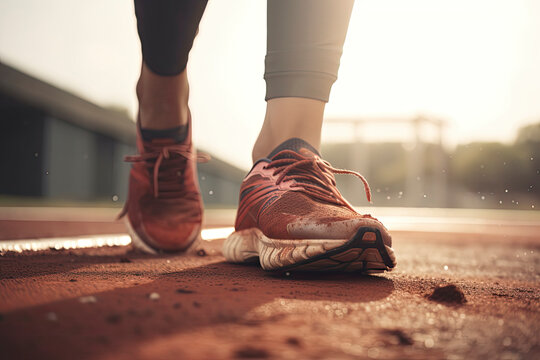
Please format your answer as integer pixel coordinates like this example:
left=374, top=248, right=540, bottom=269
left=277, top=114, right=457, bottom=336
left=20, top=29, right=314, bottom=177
left=134, top=0, right=354, bottom=102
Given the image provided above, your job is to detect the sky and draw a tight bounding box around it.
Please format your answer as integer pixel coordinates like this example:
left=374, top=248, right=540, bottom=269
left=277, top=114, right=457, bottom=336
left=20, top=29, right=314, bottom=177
left=0, top=0, right=539, bottom=170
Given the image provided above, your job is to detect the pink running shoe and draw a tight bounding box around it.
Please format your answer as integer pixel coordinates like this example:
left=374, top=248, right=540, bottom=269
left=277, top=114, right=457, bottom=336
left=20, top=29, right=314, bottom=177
left=223, top=138, right=396, bottom=272
left=119, top=114, right=207, bottom=253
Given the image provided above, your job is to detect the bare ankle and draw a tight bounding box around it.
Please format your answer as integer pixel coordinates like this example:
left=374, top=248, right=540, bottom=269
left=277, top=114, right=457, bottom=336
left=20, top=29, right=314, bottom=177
left=252, top=98, right=325, bottom=161
left=137, top=63, right=190, bottom=129
left=138, top=102, right=189, bottom=129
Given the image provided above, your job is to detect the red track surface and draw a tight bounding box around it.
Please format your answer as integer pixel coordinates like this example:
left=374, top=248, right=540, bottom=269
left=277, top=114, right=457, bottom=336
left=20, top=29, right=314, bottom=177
left=0, top=208, right=539, bottom=359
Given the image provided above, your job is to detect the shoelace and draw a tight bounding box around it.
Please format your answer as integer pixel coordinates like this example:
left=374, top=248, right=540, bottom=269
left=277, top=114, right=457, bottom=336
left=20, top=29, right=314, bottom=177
left=124, top=144, right=210, bottom=198
left=117, top=143, right=210, bottom=221
left=264, top=149, right=372, bottom=211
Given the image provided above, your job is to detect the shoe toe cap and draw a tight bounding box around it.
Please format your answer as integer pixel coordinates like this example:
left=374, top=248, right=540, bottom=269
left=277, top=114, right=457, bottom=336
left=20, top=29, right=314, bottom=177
left=137, top=218, right=201, bottom=252
left=286, top=217, right=392, bottom=246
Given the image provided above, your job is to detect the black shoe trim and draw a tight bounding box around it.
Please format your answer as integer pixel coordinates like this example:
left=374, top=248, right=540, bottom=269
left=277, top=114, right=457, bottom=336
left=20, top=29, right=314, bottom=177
left=270, top=227, right=396, bottom=273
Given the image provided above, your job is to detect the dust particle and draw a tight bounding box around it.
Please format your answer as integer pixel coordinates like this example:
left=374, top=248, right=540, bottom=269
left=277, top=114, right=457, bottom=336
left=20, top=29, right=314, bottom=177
left=193, top=301, right=201, bottom=308
left=234, top=346, right=270, bottom=359
left=46, top=312, right=58, bottom=321
left=427, top=284, right=467, bottom=305
left=69, top=279, right=77, bottom=282
left=173, top=303, right=182, bottom=309
left=196, top=249, right=206, bottom=257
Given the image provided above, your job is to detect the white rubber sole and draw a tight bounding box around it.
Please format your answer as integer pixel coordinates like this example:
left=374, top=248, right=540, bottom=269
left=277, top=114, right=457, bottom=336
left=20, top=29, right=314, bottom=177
left=223, top=227, right=397, bottom=273
left=123, top=217, right=201, bottom=255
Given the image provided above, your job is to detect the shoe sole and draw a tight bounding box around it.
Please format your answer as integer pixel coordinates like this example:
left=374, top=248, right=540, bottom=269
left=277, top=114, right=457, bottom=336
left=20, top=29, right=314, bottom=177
left=123, top=217, right=201, bottom=254
left=223, top=227, right=396, bottom=273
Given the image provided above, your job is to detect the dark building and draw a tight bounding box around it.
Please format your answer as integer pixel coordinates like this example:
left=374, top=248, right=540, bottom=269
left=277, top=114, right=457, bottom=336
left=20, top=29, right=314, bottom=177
left=0, top=62, right=244, bottom=206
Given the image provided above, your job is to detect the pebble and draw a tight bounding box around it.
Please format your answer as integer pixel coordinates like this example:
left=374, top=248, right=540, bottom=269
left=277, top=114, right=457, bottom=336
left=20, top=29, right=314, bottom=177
left=234, top=346, right=270, bottom=359
left=176, top=288, right=195, bottom=294
left=427, top=284, right=467, bottom=305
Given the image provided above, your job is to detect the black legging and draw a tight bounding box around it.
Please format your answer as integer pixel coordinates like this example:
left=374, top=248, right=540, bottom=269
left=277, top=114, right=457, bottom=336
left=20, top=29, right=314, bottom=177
left=134, top=0, right=354, bottom=102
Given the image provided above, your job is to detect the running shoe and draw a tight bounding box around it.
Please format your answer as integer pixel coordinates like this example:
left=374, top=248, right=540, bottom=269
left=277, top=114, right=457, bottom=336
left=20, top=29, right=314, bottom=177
left=119, top=114, right=207, bottom=253
left=223, top=138, right=396, bottom=272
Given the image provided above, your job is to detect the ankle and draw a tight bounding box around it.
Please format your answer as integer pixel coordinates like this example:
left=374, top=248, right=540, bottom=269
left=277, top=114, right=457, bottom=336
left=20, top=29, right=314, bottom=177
left=138, top=102, right=190, bottom=130
left=252, top=98, right=324, bottom=161
left=137, top=63, right=190, bottom=129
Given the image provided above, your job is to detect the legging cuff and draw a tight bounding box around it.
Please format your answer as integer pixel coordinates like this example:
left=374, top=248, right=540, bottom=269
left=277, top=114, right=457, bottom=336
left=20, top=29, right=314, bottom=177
left=264, top=48, right=342, bottom=102
left=264, top=72, right=336, bottom=102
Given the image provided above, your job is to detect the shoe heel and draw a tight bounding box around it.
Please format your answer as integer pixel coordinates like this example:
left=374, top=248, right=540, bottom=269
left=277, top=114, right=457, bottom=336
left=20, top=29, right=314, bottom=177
left=223, top=229, right=260, bottom=263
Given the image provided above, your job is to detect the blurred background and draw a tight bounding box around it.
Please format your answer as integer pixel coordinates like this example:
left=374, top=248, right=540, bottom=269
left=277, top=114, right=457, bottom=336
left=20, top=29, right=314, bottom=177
left=0, top=0, right=539, bottom=211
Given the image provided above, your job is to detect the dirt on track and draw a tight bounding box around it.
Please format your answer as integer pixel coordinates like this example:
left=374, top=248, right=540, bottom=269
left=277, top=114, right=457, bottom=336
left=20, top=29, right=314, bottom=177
left=0, top=232, right=539, bottom=360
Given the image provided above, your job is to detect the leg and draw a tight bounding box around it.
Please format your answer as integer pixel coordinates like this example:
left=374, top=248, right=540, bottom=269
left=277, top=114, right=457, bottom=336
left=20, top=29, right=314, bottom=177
left=224, top=0, right=396, bottom=273
left=134, top=0, right=207, bottom=130
left=121, top=0, right=208, bottom=253
left=252, top=0, right=355, bottom=161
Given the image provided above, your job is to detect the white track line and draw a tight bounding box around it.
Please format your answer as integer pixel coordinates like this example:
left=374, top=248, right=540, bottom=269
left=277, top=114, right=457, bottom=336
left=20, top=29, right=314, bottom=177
left=0, top=227, right=235, bottom=253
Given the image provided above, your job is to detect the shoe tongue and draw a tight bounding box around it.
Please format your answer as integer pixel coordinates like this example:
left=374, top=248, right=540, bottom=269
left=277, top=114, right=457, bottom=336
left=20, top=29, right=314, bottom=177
left=267, top=138, right=320, bottom=160
left=266, top=138, right=330, bottom=191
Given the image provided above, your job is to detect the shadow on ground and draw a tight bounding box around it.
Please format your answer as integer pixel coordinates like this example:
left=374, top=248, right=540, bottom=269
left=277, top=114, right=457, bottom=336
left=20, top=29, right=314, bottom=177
left=0, top=247, right=394, bottom=360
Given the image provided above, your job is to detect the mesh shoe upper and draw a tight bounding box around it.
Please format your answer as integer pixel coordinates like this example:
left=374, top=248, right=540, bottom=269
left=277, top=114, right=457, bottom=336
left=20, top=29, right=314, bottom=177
left=235, top=138, right=391, bottom=246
